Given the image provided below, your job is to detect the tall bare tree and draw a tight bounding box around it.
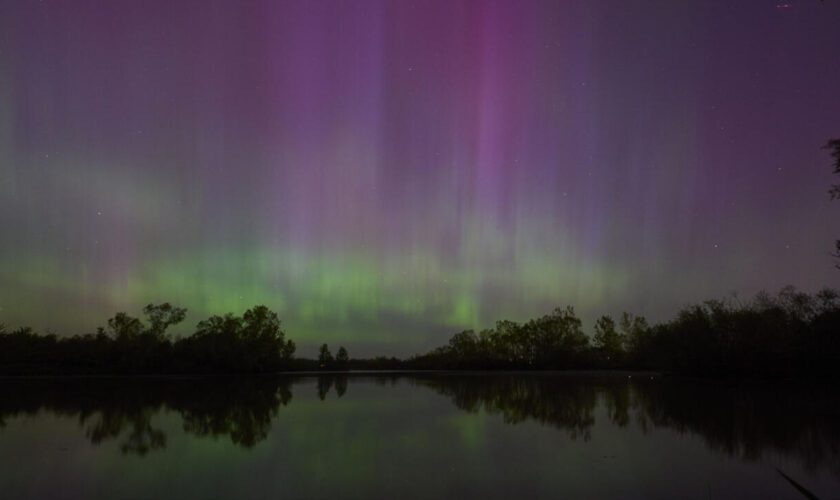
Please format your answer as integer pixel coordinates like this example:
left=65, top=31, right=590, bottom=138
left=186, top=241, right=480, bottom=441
left=825, top=139, right=840, bottom=268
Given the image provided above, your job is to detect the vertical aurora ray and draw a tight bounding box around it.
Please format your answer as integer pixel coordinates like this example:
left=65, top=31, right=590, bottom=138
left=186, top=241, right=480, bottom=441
left=0, top=0, right=838, bottom=355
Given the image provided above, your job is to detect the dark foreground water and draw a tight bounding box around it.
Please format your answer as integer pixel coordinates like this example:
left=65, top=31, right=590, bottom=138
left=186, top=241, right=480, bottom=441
left=0, top=373, right=838, bottom=499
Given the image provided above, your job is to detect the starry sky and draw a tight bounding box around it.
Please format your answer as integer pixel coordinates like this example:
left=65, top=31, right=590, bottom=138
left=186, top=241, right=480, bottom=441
left=0, top=0, right=838, bottom=356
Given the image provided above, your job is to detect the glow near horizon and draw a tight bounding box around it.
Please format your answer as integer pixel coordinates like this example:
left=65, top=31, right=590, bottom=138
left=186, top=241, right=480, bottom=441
left=0, top=0, right=838, bottom=355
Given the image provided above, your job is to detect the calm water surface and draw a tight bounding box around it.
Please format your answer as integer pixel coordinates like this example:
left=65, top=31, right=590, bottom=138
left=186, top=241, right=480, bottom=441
left=0, top=373, right=838, bottom=499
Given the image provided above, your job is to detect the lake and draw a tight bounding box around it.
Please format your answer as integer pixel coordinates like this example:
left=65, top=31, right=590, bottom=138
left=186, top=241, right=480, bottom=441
left=0, top=373, right=837, bottom=499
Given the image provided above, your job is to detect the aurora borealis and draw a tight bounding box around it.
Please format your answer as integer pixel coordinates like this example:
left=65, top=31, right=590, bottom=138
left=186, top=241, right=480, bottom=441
left=0, top=0, right=838, bottom=355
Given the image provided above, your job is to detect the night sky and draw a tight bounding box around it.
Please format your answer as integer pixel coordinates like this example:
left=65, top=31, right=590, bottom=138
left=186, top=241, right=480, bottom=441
left=1, top=0, right=838, bottom=355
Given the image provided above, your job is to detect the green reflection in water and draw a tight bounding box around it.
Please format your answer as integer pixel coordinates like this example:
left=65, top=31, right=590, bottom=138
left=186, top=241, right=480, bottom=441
left=0, top=374, right=838, bottom=499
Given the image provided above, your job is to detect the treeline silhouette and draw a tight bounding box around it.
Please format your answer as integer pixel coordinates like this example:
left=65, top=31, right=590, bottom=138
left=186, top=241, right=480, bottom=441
left=408, top=287, right=840, bottom=377
left=317, top=344, right=350, bottom=370
left=1, top=286, right=838, bottom=377
left=0, top=304, right=299, bottom=374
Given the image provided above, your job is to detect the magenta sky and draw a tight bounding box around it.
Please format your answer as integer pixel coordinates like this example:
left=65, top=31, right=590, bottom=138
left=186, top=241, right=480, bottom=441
left=0, top=0, right=838, bottom=355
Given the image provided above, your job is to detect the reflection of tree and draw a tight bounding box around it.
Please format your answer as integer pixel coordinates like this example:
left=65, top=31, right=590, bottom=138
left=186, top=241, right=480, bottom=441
left=414, top=375, right=601, bottom=440
left=631, top=380, right=840, bottom=474
left=1, top=375, right=839, bottom=475
left=0, top=377, right=294, bottom=454
left=84, top=408, right=166, bottom=455
left=179, top=379, right=292, bottom=448
left=603, top=383, right=631, bottom=428
left=417, top=375, right=840, bottom=475
left=334, top=376, right=348, bottom=398
left=317, top=376, right=334, bottom=401
left=315, top=375, right=349, bottom=400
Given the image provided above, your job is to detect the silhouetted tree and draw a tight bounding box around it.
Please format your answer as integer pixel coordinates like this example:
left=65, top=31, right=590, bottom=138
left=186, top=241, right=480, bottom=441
left=448, top=330, right=479, bottom=362
left=195, top=313, right=243, bottom=337
left=143, top=303, right=187, bottom=339
left=241, top=305, right=295, bottom=371
left=827, top=138, right=840, bottom=198
left=407, top=287, right=840, bottom=376
left=318, top=344, right=334, bottom=368
left=107, top=312, right=144, bottom=341
left=816, top=288, right=839, bottom=312
left=186, top=306, right=295, bottom=373
left=336, top=346, right=349, bottom=370
left=522, top=306, right=589, bottom=367
left=826, top=138, right=840, bottom=268
left=593, top=315, right=624, bottom=366
left=619, top=312, right=652, bottom=367
left=410, top=306, right=590, bottom=369
left=3, top=289, right=839, bottom=377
